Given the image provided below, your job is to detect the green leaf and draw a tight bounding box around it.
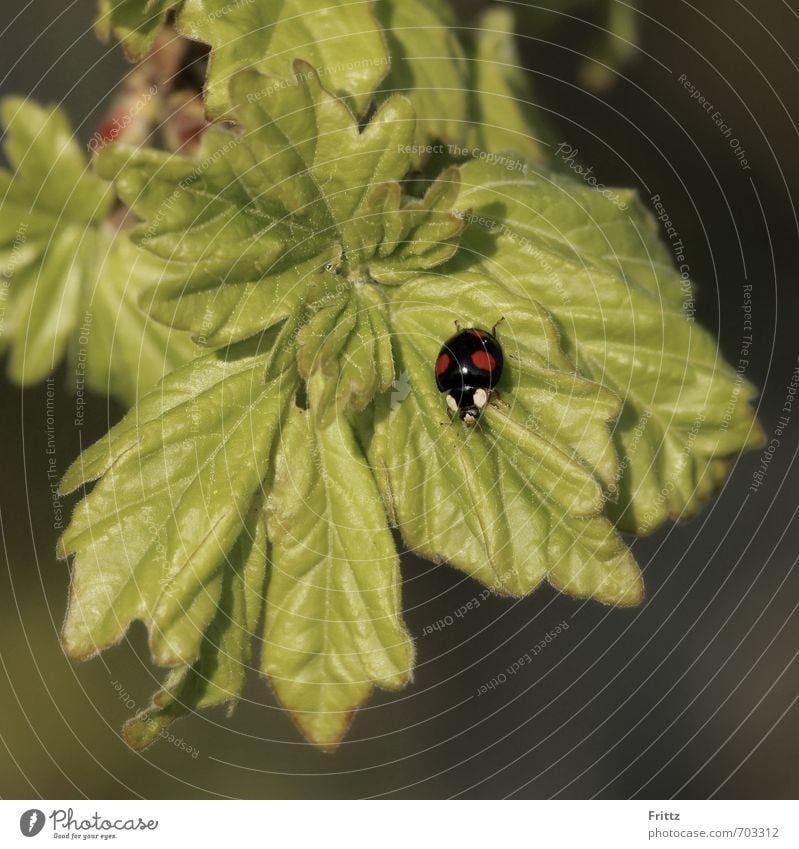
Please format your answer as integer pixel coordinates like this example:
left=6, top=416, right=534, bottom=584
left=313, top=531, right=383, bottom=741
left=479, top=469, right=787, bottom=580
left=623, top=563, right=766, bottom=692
left=375, top=0, right=469, bottom=154
left=95, top=0, right=181, bottom=60
left=449, top=159, right=763, bottom=532
left=0, top=97, right=113, bottom=383
left=464, top=8, right=554, bottom=166
left=98, top=66, right=463, bottom=410
left=296, top=284, right=395, bottom=429
left=0, top=98, right=192, bottom=398
left=58, top=330, right=296, bottom=667
left=82, top=234, right=199, bottom=406
left=371, top=274, right=642, bottom=604
left=366, top=166, right=465, bottom=283
left=59, top=323, right=415, bottom=749
left=96, top=65, right=413, bottom=346
left=263, top=384, right=414, bottom=750
left=176, top=0, right=388, bottom=118
left=123, top=501, right=267, bottom=749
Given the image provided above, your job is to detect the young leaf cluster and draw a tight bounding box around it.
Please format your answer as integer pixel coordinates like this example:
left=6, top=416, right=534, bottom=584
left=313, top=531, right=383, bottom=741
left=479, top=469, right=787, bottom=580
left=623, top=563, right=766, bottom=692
left=60, top=61, right=760, bottom=751
left=0, top=0, right=761, bottom=751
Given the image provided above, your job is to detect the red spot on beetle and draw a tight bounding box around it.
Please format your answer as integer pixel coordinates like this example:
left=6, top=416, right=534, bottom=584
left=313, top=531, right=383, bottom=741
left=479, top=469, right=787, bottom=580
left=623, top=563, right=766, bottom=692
left=435, top=352, right=451, bottom=375
left=470, top=350, right=496, bottom=372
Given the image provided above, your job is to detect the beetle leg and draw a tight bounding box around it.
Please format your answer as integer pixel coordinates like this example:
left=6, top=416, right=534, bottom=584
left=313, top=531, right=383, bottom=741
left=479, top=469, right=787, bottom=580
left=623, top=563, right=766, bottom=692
left=491, top=390, right=511, bottom=409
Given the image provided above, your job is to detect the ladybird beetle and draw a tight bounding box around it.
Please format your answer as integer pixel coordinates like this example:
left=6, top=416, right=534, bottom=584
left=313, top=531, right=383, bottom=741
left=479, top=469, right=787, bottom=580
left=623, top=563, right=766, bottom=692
left=435, top=327, right=504, bottom=426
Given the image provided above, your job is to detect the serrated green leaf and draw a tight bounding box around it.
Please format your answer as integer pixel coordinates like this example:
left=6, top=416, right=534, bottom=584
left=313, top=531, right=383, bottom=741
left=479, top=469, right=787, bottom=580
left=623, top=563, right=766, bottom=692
left=176, top=0, right=388, bottom=118
left=368, top=166, right=465, bottom=283
left=98, top=65, right=464, bottom=414
left=296, top=284, right=394, bottom=428
left=82, top=234, right=199, bottom=405
left=371, top=274, right=642, bottom=604
left=450, top=159, right=763, bottom=532
left=123, top=501, right=266, bottom=749
left=58, top=331, right=295, bottom=667
left=0, top=98, right=192, bottom=397
left=375, top=0, right=469, bottom=154
left=263, top=382, right=414, bottom=750
left=463, top=8, right=554, bottom=166
left=0, top=97, right=114, bottom=383
left=97, top=65, right=412, bottom=345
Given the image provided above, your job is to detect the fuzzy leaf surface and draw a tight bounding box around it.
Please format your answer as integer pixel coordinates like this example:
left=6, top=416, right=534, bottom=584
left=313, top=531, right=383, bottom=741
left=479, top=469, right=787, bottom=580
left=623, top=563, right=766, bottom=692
left=371, top=275, right=642, bottom=604
left=450, top=159, right=762, bottom=532
left=83, top=234, right=198, bottom=405
left=177, top=0, right=388, bottom=118
left=98, top=66, right=462, bottom=410
left=97, top=66, right=412, bottom=345
left=58, top=332, right=295, bottom=667
left=0, top=98, right=113, bottom=383
left=123, top=502, right=267, bottom=748
left=375, top=0, right=469, bottom=154
left=263, top=387, right=413, bottom=749
left=0, top=99, right=193, bottom=397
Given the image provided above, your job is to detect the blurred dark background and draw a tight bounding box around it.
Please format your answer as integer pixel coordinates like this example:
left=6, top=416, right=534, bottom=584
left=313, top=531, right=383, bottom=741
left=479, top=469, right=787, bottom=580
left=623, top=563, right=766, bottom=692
left=1, top=0, right=798, bottom=799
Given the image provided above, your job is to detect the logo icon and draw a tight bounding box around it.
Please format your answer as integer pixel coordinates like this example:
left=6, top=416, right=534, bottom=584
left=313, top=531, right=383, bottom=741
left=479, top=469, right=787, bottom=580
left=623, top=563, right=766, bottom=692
left=19, top=810, right=45, bottom=837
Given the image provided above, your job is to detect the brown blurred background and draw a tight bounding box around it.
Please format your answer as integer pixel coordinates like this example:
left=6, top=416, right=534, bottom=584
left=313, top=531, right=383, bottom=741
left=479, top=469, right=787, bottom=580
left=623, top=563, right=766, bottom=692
left=1, top=0, right=798, bottom=798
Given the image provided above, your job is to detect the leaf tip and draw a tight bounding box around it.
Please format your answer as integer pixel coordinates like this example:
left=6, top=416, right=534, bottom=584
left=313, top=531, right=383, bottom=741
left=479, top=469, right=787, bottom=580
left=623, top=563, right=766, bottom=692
left=290, top=705, right=362, bottom=753
left=123, top=711, right=168, bottom=752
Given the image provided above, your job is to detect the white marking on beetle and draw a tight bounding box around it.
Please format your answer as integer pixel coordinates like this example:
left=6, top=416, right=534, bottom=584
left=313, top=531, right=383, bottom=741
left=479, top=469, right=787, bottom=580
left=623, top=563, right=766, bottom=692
left=446, top=394, right=458, bottom=413
left=473, top=388, right=488, bottom=409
